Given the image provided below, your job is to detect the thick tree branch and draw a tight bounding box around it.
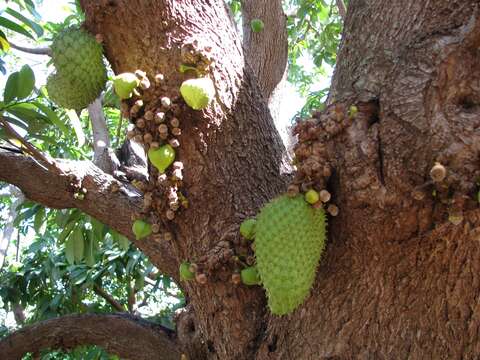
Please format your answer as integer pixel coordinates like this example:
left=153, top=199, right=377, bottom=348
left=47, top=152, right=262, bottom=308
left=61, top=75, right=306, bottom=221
left=0, top=116, right=60, bottom=174
left=0, top=313, right=180, bottom=360
left=241, top=0, right=288, bottom=102
left=0, top=149, right=177, bottom=277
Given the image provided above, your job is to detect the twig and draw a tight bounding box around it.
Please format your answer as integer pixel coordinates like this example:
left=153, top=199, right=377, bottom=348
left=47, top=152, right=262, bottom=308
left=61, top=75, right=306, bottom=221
left=336, top=0, right=347, bottom=20
left=93, top=283, right=125, bottom=312
left=9, top=41, right=52, bottom=56
left=0, top=116, right=61, bottom=174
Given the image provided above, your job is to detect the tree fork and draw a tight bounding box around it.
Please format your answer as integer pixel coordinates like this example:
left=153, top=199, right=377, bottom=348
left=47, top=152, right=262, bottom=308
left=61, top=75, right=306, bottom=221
left=80, top=0, right=289, bottom=358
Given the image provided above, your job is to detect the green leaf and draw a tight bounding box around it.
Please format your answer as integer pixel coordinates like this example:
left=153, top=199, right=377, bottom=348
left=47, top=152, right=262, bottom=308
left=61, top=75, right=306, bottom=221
left=84, top=231, right=96, bottom=267
left=33, top=206, right=45, bottom=233
left=4, top=71, right=19, bottom=103
left=32, top=101, right=68, bottom=134
left=57, top=220, right=77, bottom=244
left=5, top=7, right=43, bottom=37
left=65, top=109, right=85, bottom=146
left=0, top=30, right=9, bottom=51
left=65, top=235, right=75, bottom=265
left=72, top=227, right=85, bottom=264
left=0, top=15, right=34, bottom=40
left=16, top=64, right=35, bottom=99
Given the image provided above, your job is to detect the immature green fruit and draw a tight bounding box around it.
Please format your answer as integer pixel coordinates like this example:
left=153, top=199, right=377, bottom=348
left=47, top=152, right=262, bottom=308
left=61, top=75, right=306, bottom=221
left=255, top=195, right=326, bottom=315
left=250, top=19, right=265, bottom=33
left=180, top=78, right=215, bottom=110
left=304, top=189, right=320, bottom=205
left=148, top=144, right=175, bottom=173
left=113, top=72, right=140, bottom=99
left=132, top=220, right=152, bottom=240
left=180, top=262, right=195, bottom=281
left=241, top=266, right=261, bottom=286
left=240, top=218, right=256, bottom=240
left=47, top=27, right=107, bottom=110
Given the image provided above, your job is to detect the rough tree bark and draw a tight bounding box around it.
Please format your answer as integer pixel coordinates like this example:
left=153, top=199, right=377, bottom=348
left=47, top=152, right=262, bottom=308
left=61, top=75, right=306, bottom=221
left=1, top=0, right=480, bottom=359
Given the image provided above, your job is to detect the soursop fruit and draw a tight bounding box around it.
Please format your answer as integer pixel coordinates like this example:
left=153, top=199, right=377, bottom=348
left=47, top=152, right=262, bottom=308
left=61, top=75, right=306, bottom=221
left=254, top=195, right=326, bottom=315
left=47, top=27, right=107, bottom=110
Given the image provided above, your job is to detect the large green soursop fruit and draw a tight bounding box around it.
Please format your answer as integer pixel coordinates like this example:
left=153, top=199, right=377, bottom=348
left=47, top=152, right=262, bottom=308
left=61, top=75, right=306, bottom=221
left=47, top=27, right=107, bottom=110
left=255, top=195, right=326, bottom=315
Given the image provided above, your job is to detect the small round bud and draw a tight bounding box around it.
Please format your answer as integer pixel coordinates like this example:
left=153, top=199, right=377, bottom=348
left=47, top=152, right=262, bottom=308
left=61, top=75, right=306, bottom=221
left=231, top=273, right=242, bottom=285
left=150, top=141, right=160, bottom=149
left=172, top=127, right=182, bottom=136
left=95, top=34, right=104, bottom=43
left=136, top=118, right=146, bottom=129
left=170, top=117, right=180, bottom=128
left=155, top=112, right=166, bottom=123
left=144, top=111, right=154, bottom=121
left=140, top=78, right=151, bottom=90
left=287, top=184, right=300, bottom=197
left=135, top=99, right=144, bottom=108
left=158, top=124, right=169, bottom=134
left=319, top=190, right=331, bottom=203
left=135, top=70, right=147, bottom=79
left=154, top=74, right=164, bottom=84
left=166, top=209, right=175, bottom=220
left=151, top=223, right=160, bottom=233
left=430, top=162, right=447, bottom=183
left=169, top=138, right=180, bottom=148
left=134, top=134, right=143, bottom=143
left=327, top=204, right=339, bottom=216
left=195, top=273, right=207, bottom=284
left=161, top=97, right=172, bottom=108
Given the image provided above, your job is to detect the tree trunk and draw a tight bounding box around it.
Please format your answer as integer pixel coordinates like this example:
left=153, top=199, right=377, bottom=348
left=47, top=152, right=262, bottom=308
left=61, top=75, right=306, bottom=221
left=2, top=0, right=480, bottom=359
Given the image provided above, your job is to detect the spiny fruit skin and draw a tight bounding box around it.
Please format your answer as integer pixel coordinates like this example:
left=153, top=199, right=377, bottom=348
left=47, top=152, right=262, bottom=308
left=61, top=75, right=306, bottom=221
left=240, top=218, right=256, bottom=240
left=255, top=195, right=326, bottom=315
left=132, top=220, right=152, bottom=240
left=180, top=78, right=215, bottom=110
left=179, top=262, right=195, bottom=281
left=251, top=19, right=265, bottom=33
left=113, top=72, right=140, bottom=99
left=241, top=266, right=261, bottom=286
left=148, top=144, right=175, bottom=173
left=47, top=27, right=107, bottom=110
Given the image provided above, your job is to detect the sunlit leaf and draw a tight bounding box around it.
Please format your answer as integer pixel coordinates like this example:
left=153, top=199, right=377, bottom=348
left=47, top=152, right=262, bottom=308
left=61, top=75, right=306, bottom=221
left=66, top=109, right=85, bottom=147
left=0, top=15, right=34, bottom=40
left=16, top=64, right=35, bottom=99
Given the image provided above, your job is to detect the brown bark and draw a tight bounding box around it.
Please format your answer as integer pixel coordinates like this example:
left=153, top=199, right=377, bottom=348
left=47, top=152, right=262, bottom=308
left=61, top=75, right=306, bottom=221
left=0, top=313, right=180, bottom=360
left=79, top=0, right=288, bottom=359
left=255, top=1, right=480, bottom=359
left=241, top=0, right=288, bottom=102
left=2, top=0, right=479, bottom=359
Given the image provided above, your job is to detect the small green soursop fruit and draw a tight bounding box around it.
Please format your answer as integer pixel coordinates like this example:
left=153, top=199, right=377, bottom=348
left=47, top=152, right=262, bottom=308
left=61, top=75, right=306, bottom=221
left=179, top=262, right=195, bottom=281
left=180, top=78, right=215, bottom=110
left=255, top=195, right=326, bottom=315
left=241, top=266, right=261, bottom=286
left=240, top=218, right=256, bottom=240
left=132, top=220, right=152, bottom=240
left=47, top=27, right=107, bottom=110
left=113, top=72, right=140, bottom=99
left=148, top=144, right=175, bottom=173
left=250, top=19, right=265, bottom=33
